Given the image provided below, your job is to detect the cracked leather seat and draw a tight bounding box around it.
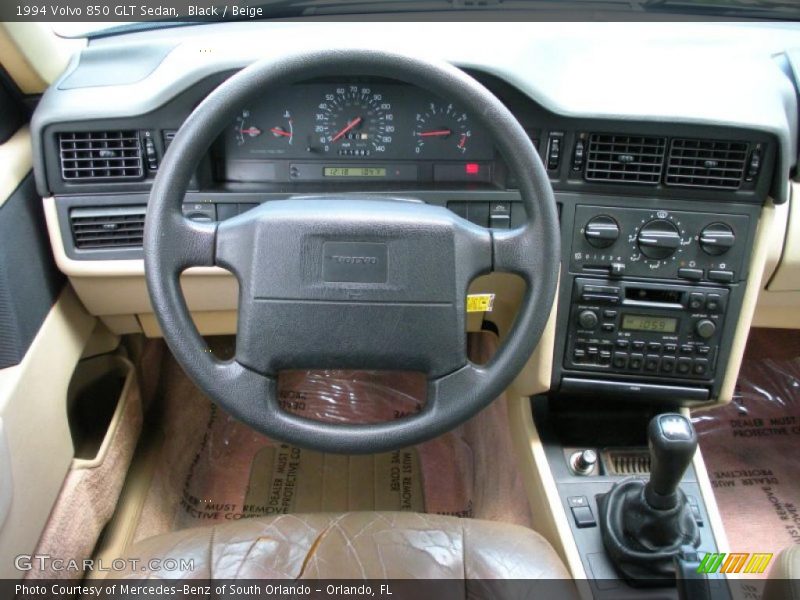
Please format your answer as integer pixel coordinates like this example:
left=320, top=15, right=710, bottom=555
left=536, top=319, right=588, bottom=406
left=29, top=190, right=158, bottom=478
left=116, top=511, right=573, bottom=582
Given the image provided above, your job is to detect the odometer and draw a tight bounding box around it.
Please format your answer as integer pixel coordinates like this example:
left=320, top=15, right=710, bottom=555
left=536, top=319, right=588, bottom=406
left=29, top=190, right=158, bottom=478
left=323, top=167, right=387, bottom=178
left=315, top=86, right=394, bottom=156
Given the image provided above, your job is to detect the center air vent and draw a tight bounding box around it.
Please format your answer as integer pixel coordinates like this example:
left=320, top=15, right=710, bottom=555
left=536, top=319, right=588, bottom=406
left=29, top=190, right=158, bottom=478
left=70, top=206, right=146, bottom=249
left=665, top=138, right=749, bottom=189
left=59, top=131, right=144, bottom=181
left=585, top=134, right=666, bottom=184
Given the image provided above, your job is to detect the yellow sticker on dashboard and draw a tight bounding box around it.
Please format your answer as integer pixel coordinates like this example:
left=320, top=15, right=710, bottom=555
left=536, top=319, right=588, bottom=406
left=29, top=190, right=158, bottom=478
left=466, top=294, right=495, bottom=313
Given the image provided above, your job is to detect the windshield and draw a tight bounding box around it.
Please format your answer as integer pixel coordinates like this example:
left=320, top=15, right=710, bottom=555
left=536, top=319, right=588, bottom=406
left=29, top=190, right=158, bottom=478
left=49, top=0, right=800, bottom=39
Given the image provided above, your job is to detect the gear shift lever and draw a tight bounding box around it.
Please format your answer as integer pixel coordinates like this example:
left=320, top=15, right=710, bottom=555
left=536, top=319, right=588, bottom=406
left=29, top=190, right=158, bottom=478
left=598, top=413, right=701, bottom=584
left=645, top=414, right=698, bottom=510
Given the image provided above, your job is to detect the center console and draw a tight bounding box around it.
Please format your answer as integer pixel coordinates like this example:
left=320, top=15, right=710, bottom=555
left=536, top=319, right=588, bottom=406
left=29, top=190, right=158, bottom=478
left=554, top=194, right=762, bottom=405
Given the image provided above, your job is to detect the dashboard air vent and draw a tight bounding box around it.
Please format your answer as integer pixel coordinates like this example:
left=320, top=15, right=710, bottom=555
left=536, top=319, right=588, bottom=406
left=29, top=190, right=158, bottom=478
left=665, top=138, right=749, bottom=189
left=69, top=206, right=146, bottom=249
left=585, top=134, right=666, bottom=184
left=59, top=131, right=144, bottom=181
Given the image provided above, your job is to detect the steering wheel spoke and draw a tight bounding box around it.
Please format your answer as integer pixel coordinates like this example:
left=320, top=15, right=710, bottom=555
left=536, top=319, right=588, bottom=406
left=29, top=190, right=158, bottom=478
left=492, top=224, right=541, bottom=283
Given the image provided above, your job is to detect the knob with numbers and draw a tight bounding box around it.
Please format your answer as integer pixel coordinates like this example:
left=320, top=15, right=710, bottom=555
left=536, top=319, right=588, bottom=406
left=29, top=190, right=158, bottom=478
left=585, top=215, right=620, bottom=248
left=637, top=219, right=681, bottom=259
left=699, top=223, right=735, bottom=256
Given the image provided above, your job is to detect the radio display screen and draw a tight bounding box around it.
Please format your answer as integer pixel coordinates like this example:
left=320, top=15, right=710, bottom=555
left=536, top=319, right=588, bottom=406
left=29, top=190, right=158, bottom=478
left=621, top=314, right=678, bottom=333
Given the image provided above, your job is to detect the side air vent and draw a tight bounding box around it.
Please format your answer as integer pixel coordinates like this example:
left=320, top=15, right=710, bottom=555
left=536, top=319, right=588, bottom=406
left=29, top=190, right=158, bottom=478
left=69, top=206, right=146, bottom=250
left=59, top=131, right=144, bottom=181
left=585, top=134, right=666, bottom=184
left=665, top=138, right=749, bottom=189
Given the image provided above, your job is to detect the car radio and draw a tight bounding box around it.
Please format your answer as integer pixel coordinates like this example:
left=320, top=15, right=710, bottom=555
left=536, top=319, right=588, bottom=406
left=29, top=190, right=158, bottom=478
left=564, top=278, right=728, bottom=381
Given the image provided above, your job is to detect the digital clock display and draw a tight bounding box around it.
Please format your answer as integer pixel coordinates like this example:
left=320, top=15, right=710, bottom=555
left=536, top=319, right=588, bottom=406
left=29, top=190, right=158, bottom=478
left=621, top=314, right=678, bottom=333
left=323, top=167, right=387, bottom=178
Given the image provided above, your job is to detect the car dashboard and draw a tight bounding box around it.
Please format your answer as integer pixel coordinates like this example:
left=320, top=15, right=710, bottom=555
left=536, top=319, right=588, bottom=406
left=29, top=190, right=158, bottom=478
left=30, top=21, right=800, bottom=409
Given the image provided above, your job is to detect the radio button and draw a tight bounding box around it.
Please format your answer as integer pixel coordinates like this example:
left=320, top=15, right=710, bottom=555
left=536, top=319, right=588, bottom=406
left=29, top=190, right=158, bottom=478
left=678, top=268, right=704, bottom=281
left=578, top=310, right=599, bottom=329
left=647, top=342, right=662, bottom=352
left=628, top=354, right=644, bottom=370
left=615, top=339, right=630, bottom=349
left=661, top=356, right=676, bottom=373
left=612, top=352, right=628, bottom=368
left=599, top=350, right=612, bottom=365
left=693, top=359, right=709, bottom=376
left=689, top=293, right=705, bottom=310
left=695, top=319, right=717, bottom=340
left=664, top=343, right=678, bottom=353
left=705, top=294, right=724, bottom=312
left=632, top=341, right=646, bottom=351
left=680, top=344, right=694, bottom=355
left=696, top=346, right=711, bottom=356
left=602, top=323, right=616, bottom=332
left=603, top=309, right=618, bottom=319
left=581, top=293, right=620, bottom=304
left=644, top=355, right=660, bottom=372
left=677, top=358, right=692, bottom=375
left=573, top=348, right=587, bottom=361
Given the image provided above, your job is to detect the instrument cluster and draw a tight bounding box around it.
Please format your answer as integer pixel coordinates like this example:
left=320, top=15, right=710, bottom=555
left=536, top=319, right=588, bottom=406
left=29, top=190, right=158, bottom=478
left=221, top=82, right=495, bottom=183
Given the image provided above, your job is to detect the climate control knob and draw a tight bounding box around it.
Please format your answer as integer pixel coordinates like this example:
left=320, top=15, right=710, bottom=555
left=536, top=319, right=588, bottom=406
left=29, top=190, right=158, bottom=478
left=638, top=219, right=681, bottom=259
left=699, top=223, right=735, bottom=256
left=585, top=215, right=620, bottom=248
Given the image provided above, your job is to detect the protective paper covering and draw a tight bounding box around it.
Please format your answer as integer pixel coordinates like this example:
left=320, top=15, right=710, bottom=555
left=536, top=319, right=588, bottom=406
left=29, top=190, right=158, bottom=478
left=130, top=333, right=531, bottom=545
left=693, top=328, right=800, bottom=579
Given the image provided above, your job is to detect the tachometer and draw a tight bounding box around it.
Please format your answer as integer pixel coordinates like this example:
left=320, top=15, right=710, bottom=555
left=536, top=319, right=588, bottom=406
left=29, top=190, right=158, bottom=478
left=414, top=102, right=471, bottom=156
left=315, top=86, right=394, bottom=156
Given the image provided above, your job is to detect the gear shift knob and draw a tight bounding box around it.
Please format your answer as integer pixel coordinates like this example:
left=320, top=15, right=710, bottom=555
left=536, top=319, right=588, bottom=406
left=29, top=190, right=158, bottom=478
left=645, top=413, right=698, bottom=510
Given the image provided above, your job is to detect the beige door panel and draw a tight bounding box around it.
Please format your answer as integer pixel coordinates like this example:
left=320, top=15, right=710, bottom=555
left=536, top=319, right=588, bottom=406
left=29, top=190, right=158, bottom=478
left=0, top=288, right=96, bottom=579
left=0, top=126, right=32, bottom=208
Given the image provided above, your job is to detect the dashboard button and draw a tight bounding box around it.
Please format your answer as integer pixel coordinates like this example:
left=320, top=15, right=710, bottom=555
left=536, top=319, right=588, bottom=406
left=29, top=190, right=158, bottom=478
left=632, top=341, right=646, bottom=351
left=708, top=270, right=734, bottom=283
left=571, top=505, right=597, bottom=528
left=677, top=358, right=692, bottom=375
left=664, top=343, right=678, bottom=353
left=602, top=323, right=616, bottom=332
left=680, top=344, right=694, bottom=355
left=603, top=310, right=618, bottom=319
left=647, top=342, right=662, bottom=352
left=661, top=356, right=676, bottom=373
left=678, top=268, right=703, bottom=281
left=615, top=340, right=630, bottom=349
left=628, top=354, right=644, bottom=370
left=693, top=359, right=709, bottom=376
left=689, top=293, right=705, bottom=310
left=489, top=201, right=511, bottom=229
left=705, top=294, right=724, bottom=312
left=612, top=352, right=628, bottom=368
left=573, top=348, right=586, bottom=361
left=644, top=355, right=660, bottom=372
left=696, top=346, right=711, bottom=356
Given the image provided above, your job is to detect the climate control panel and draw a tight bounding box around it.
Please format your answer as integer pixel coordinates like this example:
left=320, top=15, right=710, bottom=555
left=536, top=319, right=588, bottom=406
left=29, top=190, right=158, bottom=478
left=565, top=278, right=728, bottom=381
left=570, top=205, right=750, bottom=282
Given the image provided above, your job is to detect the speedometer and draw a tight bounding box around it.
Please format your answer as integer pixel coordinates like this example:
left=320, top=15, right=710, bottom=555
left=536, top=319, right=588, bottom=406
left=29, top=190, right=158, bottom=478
left=315, top=86, right=394, bottom=156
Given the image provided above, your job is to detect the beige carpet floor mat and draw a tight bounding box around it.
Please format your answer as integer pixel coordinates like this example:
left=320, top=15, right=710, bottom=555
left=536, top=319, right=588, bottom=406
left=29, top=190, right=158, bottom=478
left=129, top=332, right=531, bottom=544
left=694, top=328, right=800, bottom=577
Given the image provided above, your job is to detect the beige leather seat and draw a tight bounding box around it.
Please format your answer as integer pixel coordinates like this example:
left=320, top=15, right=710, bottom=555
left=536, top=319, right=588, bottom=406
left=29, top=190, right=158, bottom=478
left=763, top=544, right=800, bottom=600
left=117, top=511, right=573, bottom=583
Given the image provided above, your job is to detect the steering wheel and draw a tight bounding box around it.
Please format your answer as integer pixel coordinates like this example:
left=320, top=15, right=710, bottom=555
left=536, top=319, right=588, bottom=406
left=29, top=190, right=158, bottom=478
left=144, top=49, right=559, bottom=454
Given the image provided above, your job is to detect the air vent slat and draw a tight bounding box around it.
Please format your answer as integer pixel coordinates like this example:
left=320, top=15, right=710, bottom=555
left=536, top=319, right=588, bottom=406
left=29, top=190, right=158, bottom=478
left=585, top=134, right=666, bottom=184
left=665, top=138, right=748, bottom=189
left=59, top=131, right=144, bottom=182
left=70, top=206, right=146, bottom=250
